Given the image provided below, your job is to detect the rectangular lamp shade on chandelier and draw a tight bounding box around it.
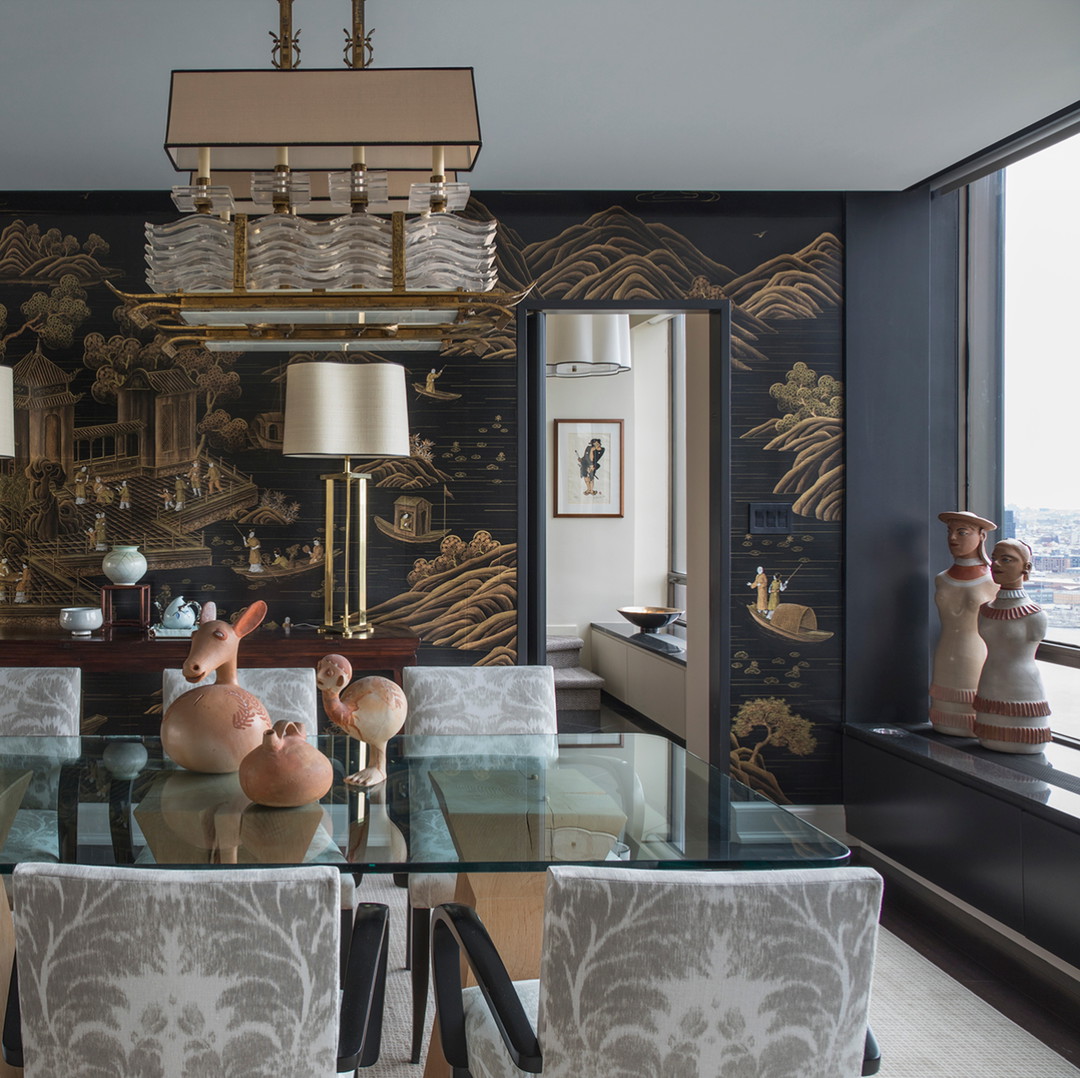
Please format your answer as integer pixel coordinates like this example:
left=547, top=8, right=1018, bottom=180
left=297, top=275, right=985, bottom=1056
left=283, top=361, right=410, bottom=637
left=545, top=313, right=632, bottom=377
left=0, top=366, right=14, bottom=459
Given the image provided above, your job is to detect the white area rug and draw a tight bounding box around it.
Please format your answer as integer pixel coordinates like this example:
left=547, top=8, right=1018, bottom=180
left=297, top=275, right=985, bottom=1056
left=358, top=874, right=1080, bottom=1076
left=870, top=927, right=1080, bottom=1077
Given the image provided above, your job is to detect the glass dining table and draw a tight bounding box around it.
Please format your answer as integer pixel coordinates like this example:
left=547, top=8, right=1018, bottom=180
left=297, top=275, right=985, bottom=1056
left=0, top=731, right=848, bottom=874
left=0, top=730, right=849, bottom=1078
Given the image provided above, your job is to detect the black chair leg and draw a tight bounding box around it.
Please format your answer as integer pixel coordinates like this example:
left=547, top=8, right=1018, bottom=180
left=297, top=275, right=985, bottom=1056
left=359, top=922, right=389, bottom=1069
left=410, top=905, right=431, bottom=1064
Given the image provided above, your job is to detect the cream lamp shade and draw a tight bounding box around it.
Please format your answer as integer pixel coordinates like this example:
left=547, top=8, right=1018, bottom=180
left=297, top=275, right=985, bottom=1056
left=0, top=366, right=14, bottom=459
left=545, top=313, right=632, bottom=377
left=165, top=68, right=482, bottom=174
left=283, top=361, right=411, bottom=458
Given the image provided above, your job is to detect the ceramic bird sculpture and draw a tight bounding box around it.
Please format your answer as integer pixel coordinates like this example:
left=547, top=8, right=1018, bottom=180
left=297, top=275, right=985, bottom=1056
left=316, top=654, right=408, bottom=787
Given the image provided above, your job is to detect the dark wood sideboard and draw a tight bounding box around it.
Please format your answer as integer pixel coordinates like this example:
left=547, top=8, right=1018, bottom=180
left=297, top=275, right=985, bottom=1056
left=0, top=624, right=420, bottom=684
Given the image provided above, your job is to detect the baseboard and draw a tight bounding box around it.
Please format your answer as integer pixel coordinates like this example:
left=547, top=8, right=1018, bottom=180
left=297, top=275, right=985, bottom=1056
left=784, top=804, right=851, bottom=844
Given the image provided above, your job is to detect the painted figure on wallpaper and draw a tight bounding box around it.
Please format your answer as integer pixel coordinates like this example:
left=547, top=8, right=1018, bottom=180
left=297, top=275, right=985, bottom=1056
left=746, top=563, right=833, bottom=643
left=244, top=530, right=263, bottom=572
left=748, top=566, right=769, bottom=612
left=412, top=366, right=461, bottom=401
left=729, top=696, right=817, bottom=804
left=741, top=361, right=844, bottom=521
left=768, top=573, right=787, bottom=616
left=929, top=510, right=998, bottom=737
left=374, top=488, right=452, bottom=544
left=232, top=534, right=325, bottom=580
left=14, top=563, right=31, bottom=603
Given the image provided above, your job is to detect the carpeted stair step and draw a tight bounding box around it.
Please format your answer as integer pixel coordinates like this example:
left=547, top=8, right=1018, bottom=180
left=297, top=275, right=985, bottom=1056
left=554, top=664, right=604, bottom=711
left=546, top=635, right=585, bottom=669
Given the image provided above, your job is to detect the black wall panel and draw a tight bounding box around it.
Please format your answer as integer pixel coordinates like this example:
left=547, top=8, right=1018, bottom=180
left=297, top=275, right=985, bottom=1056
left=845, top=737, right=1024, bottom=930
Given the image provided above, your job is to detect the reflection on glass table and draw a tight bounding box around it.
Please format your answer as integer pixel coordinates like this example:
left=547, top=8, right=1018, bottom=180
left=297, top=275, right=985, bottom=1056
left=0, top=733, right=848, bottom=872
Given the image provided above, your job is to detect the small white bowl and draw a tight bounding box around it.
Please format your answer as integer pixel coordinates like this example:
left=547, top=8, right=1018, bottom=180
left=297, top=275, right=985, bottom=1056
left=59, top=605, right=104, bottom=636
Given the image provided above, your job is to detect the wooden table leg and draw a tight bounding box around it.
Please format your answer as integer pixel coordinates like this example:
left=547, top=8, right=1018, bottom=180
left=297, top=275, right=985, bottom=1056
left=422, top=872, right=546, bottom=1078
left=0, top=878, right=20, bottom=1076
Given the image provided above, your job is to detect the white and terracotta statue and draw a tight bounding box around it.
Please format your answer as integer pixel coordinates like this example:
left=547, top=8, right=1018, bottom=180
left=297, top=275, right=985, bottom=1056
left=316, top=654, right=407, bottom=787
left=929, top=510, right=998, bottom=736
left=161, top=600, right=273, bottom=772
left=973, top=538, right=1051, bottom=753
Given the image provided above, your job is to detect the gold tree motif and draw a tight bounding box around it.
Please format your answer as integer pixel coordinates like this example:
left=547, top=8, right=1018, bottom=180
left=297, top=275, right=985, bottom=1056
left=730, top=696, right=817, bottom=803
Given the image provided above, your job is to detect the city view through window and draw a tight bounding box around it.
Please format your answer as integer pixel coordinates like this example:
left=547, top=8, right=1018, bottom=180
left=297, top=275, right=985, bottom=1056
left=1004, top=131, right=1080, bottom=740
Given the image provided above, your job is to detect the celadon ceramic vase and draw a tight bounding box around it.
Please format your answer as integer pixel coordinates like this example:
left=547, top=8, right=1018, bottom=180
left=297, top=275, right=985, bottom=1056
left=102, top=544, right=147, bottom=585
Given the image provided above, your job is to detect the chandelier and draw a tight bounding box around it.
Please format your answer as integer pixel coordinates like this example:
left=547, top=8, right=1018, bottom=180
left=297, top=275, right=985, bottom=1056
left=112, top=0, right=528, bottom=354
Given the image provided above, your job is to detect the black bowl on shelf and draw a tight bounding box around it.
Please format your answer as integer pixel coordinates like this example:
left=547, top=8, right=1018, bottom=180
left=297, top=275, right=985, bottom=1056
left=617, top=606, right=683, bottom=633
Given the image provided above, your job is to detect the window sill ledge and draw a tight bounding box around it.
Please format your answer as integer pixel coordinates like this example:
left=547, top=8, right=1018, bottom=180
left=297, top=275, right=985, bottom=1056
left=845, top=722, right=1080, bottom=835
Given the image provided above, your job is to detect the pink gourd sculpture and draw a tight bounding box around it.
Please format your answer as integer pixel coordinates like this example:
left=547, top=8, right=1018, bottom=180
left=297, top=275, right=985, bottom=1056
left=161, top=600, right=273, bottom=773
left=239, top=720, right=334, bottom=807
left=316, top=654, right=407, bottom=787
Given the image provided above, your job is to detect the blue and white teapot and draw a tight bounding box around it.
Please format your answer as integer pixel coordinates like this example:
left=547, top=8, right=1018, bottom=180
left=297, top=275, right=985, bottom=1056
left=159, top=596, right=201, bottom=631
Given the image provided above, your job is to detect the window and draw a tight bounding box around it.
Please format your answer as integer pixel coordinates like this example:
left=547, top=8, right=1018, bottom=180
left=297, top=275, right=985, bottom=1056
left=1003, top=132, right=1080, bottom=742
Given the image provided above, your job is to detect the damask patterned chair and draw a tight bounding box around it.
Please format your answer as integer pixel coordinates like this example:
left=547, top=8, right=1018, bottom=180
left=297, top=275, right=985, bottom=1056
left=2, top=863, right=389, bottom=1076
left=162, top=666, right=320, bottom=732
left=432, top=865, right=884, bottom=1078
left=401, top=664, right=558, bottom=1063
left=0, top=667, right=81, bottom=864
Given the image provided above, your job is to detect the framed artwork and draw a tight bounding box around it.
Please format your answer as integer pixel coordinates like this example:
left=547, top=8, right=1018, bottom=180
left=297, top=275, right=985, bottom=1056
left=553, top=419, right=624, bottom=517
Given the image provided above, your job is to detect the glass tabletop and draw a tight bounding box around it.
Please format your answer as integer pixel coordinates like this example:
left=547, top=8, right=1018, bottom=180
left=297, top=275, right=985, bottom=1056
left=0, top=732, right=848, bottom=872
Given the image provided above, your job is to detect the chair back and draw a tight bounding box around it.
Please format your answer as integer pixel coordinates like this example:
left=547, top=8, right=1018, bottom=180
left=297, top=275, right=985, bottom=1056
left=0, top=667, right=81, bottom=856
left=402, top=665, right=557, bottom=758
left=162, top=666, right=319, bottom=732
left=536, top=865, right=882, bottom=1078
left=0, top=667, right=80, bottom=740
left=10, top=863, right=341, bottom=1077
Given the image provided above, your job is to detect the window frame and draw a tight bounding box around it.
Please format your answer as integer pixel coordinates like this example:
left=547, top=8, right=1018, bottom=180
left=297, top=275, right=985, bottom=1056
left=964, top=165, right=1080, bottom=747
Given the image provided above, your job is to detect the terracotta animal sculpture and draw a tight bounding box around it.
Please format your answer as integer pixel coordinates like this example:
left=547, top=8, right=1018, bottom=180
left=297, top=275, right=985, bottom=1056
left=161, top=600, right=273, bottom=773
left=316, top=654, right=408, bottom=787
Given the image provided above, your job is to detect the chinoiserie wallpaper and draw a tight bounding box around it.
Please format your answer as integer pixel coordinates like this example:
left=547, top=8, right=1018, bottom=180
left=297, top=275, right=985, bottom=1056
left=0, top=190, right=843, bottom=801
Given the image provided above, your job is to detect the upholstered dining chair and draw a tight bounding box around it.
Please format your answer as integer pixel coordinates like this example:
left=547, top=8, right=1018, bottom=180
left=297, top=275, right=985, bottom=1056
left=2, top=863, right=388, bottom=1077
left=0, top=667, right=81, bottom=864
left=432, top=864, right=884, bottom=1078
left=161, top=665, right=320, bottom=731
left=400, top=664, right=559, bottom=1063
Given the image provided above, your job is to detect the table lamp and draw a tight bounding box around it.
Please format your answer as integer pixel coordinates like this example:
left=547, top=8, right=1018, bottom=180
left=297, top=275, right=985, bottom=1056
left=283, top=361, right=410, bottom=637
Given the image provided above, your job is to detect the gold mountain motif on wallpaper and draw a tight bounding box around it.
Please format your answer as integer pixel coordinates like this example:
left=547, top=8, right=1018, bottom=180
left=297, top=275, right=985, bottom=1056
left=0, top=220, right=116, bottom=286
left=369, top=538, right=517, bottom=665
left=476, top=203, right=843, bottom=370
left=716, top=232, right=843, bottom=320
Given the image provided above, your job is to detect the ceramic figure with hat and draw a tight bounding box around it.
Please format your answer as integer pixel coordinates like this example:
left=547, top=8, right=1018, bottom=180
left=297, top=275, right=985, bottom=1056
left=929, top=510, right=999, bottom=736
left=973, top=538, right=1051, bottom=753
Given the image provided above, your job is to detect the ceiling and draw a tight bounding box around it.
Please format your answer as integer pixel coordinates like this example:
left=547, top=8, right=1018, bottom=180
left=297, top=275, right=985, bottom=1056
left=2, top=0, right=1078, bottom=194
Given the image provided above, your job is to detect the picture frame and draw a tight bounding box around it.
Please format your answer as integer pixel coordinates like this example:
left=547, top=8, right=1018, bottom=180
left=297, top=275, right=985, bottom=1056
left=553, top=419, right=624, bottom=517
